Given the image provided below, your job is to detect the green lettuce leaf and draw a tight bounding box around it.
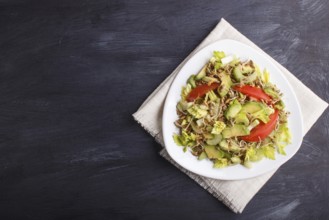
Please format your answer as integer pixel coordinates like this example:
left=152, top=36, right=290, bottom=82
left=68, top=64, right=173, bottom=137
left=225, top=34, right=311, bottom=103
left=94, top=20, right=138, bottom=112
left=245, top=146, right=256, bottom=161
left=213, top=51, right=226, bottom=61
left=173, top=134, right=183, bottom=146
left=274, top=123, right=291, bottom=155
left=213, top=158, right=228, bottom=168
left=263, top=69, right=270, bottom=83
left=173, top=130, right=197, bottom=148
left=181, top=84, right=192, bottom=100
left=211, top=121, right=226, bottom=134
left=255, top=64, right=263, bottom=80
left=187, top=105, right=208, bottom=119
left=262, top=144, right=276, bottom=160
left=277, top=145, right=286, bottom=155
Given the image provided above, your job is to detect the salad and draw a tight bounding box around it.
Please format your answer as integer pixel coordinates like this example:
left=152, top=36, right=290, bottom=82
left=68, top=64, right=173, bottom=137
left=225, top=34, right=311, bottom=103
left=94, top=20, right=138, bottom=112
left=173, top=51, right=291, bottom=168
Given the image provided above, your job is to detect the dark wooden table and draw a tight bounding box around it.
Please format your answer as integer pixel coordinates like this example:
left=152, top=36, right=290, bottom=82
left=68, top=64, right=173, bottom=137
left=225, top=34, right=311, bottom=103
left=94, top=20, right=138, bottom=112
left=1, top=0, right=328, bottom=219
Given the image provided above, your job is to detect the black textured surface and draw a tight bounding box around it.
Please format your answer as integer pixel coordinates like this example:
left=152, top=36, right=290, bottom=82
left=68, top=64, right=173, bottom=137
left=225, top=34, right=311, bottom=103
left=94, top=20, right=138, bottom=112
left=0, top=0, right=328, bottom=219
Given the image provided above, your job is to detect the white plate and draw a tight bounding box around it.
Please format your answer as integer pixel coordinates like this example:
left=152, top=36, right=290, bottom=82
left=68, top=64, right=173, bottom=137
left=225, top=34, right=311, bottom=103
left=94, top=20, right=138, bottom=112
left=162, top=39, right=303, bottom=180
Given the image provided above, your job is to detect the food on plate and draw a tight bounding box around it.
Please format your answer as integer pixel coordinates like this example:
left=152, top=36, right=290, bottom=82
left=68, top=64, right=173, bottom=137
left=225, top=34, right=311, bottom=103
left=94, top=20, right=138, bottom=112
left=173, top=51, right=291, bottom=168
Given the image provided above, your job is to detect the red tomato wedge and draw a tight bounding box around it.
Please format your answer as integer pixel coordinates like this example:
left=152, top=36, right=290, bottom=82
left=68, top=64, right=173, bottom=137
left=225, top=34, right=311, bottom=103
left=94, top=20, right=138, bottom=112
left=233, top=85, right=271, bottom=102
left=186, top=83, right=220, bottom=102
left=240, top=110, right=279, bottom=142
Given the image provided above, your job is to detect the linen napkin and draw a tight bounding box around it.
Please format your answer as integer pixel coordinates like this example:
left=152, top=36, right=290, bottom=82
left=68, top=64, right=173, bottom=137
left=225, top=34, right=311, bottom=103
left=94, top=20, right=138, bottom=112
left=133, top=18, right=328, bottom=213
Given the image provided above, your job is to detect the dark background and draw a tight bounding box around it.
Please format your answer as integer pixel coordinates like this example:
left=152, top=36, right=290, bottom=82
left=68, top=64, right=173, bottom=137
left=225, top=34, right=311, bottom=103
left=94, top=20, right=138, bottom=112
left=0, top=0, right=328, bottom=219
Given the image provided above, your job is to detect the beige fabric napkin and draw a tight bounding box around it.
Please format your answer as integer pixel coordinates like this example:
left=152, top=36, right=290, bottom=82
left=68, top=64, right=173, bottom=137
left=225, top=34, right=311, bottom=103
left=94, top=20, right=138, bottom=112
left=133, top=18, right=328, bottom=213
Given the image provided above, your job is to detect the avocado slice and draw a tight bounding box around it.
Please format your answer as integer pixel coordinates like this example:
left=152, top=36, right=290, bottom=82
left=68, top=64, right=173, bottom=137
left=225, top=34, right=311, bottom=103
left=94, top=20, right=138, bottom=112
left=190, top=121, right=203, bottom=134
left=204, top=145, right=224, bottom=159
left=219, top=140, right=241, bottom=152
left=198, top=151, right=208, bottom=160
left=242, top=102, right=273, bottom=123
left=241, top=101, right=265, bottom=114
left=222, top=124, right=250, bottom=139
left=235, top=112, right=249, bottom=125
left=225, top=99, right=242, bottom=119
left=195, top=65, right=207, bottom=80
left=206, top=134, right=222, bottom=145
left=219, top=140, right=229, bottom=151
left=243, top=66, right=254, bottom=73
left=231, top=156, right=241, bottom=164
left=229, top=140, right=242, bottom=152
left=203, top=133, right=213, bottom=139
left=217, top=72, right=232, bottom=97
left=202, top=76, right=219, bottom=84
left=252, top=109, right=271, bottom=123
left=264, top=87, right=280, bottom=99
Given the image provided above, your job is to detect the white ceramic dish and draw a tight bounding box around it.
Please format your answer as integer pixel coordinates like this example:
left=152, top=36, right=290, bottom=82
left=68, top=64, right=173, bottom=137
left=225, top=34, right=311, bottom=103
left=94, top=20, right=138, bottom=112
left=162, top=39, right=303, bottom=180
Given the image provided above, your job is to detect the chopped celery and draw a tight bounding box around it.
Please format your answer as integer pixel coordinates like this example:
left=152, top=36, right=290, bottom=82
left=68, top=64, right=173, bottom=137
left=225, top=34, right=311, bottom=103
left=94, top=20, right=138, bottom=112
left=202, top=76, right=219, bottom=84
left=225, top=99, right=242, bottom=119
left=195, top=65, right=207, bottom=80
left=248, top=120, right=260, bottom=130
left=207, top=90, right=218, bottom=102
left=221, top=55, right=234, bottom=66
left=233, top=63, right=256, bottom=83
